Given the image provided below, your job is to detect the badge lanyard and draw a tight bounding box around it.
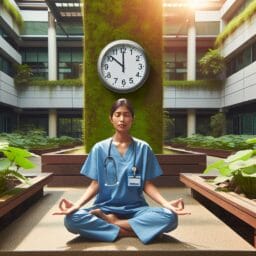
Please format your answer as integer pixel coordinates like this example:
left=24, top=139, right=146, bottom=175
left=104, top=138, right=138, bottom=186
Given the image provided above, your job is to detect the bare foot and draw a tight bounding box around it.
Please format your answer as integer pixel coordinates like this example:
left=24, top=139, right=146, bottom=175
left=90, top=209, right=118, bottom=224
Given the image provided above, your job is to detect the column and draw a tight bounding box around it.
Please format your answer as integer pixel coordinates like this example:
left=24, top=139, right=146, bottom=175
left=48, top=109, right=57, bottom=138
left=48, top=11, right=57, bottom=80
left=187, top=11, right=196, bottom=80
left=187, top=109, right=196, bottom=137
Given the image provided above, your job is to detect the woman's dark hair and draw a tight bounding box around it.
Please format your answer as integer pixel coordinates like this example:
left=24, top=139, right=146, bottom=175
left=110, top=98, right=134, bottom=118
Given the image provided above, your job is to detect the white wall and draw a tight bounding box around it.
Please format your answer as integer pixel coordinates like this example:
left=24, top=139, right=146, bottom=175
left=222, top=62, right=256, bottom=108
left=163, top=86, right=221, bottom=109
left=0, top=72, right=18, bottom=106
left=0, top=37, right=22, bottom=64
left=17, top=85, right=83, bottom=109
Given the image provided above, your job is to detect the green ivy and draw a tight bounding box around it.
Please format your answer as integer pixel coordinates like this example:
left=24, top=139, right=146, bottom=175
left=163, top=79, right=223, bottom=89
left=215, top=0, right=256, bottom=48
left=0, top=0, right=23, bottom=29
left=83, top=0, right=163, bottom=153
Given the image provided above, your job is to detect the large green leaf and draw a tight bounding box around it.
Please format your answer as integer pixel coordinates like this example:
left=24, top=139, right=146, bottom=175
left=204, top=159, right=225, bottom=173
left=225, top=149, right=253, bottom=163
left=14, top=156, right=35, bottom=169
left=229, top=158, right=256, bottom=172
left=246, top=137, right=256, bottom=144
left=0, top=158, right=11, bottom=171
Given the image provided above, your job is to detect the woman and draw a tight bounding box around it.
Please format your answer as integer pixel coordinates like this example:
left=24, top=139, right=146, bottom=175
left=54, top=98, right=190, bottom=244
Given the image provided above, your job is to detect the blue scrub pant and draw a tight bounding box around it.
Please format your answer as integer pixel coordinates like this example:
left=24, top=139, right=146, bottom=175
left=64, top=207, right=178, bottom=244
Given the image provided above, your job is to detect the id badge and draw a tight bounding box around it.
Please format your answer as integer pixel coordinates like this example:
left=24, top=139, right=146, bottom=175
left=128, top=175, right=141, bottom=187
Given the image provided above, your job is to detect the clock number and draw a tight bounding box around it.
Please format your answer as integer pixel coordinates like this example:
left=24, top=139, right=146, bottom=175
left=136, top=55, right=140, bottom=61
left=104, top=64, right=109, bottom=70
left=113, top=49, right=118, bottom=55
left=107, top=56, right=113, bottom=62
left=136, top=72, right=141, bottom=77
left=130, top=48, right=134, bottom=55
left=105, top=72, right=111, bottom=79
left=114, top=77, right=118, bottom=84
left=120, top=47, right=126, bottom=53
left=122, top=79, right=126, bottom=86
left=138, top=63, right=143, bottom=70
left=129, top=78, right=134, bottom=84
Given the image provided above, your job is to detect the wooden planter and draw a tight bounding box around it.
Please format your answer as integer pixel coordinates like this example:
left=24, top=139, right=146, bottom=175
left=180, top=173, right=256, bottom=248
left=0, top=173, right=53, bottom=229
left=41, top=147, right=206, bottom=187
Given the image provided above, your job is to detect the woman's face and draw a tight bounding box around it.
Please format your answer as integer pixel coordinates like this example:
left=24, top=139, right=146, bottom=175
left=110, top=105, right=133, bottom=133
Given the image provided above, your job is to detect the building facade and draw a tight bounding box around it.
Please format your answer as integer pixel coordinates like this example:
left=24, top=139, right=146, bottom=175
left=1, top=0, right=256, bottom=139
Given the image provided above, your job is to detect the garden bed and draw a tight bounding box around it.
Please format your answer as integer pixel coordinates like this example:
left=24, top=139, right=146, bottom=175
left=41, top=147, right=206, bottom=187
left=180, top=173, right=256, bottom=247
left=170, top=143, right=234, bottom=158
left=0, top=173, right=53, bottom=229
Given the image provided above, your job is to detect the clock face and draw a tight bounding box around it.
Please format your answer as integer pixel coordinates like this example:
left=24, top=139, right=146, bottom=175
left=97, top=40, right=150, bottom=93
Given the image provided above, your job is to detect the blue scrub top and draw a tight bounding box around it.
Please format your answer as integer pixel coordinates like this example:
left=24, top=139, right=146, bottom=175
left=80, top=138, right=163, bottom=215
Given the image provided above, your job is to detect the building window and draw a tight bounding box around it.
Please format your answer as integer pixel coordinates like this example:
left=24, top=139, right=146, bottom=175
left=58, top=116, right=82, bottom=138
left=164, top=50, right=187, bottom=80
left=226, top=41, right=255, bottom=77
left=196, top=22, right=220, bottom=36
left=21, top=48, right=48, bottom=79
left=58, top=48, right=83, bottom=79
left=21, top=21, right=48, bottom=36
left=0, top=55, right=14, bottom=77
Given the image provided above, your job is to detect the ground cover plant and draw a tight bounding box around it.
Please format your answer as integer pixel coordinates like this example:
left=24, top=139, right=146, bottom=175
left=204, top=138, right=256, bottom=199
left=0, top=131, right=82, bottom=152
left=171, top=134, right=255, bottom=151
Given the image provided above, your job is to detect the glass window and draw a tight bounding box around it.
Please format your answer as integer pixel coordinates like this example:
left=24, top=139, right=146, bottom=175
left=21, top=21, right=48, bottom=36
left=21, top=48, right=48, bottom=79
left=58, top=48, right=83, bottom=79
left=58, top=117, right=82, bottom=138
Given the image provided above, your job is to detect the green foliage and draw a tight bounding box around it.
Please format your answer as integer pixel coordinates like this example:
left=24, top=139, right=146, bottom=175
left=163, top=79, right=223, bottom=89
left=0, top=0, right=23, bottom=29
left=199, top=49, right=225, bottom=79
left=83, top=0, right=163, bottom=153
left=210, top=112, right=226, bottom=137
left=14, top=78, right=82, bottom=88
left=14, top=64, right=33, bottom=86
left=28, top=78, right=82, bottom=87
left=0, top=131, right=82, bottom=151
left=0, top=142, right=35, bottom=194
left=171, top=134, right=255, bottom=150
left=215, top=0, right=256, bottom=48
left=204, top=140, right=256, bottom=198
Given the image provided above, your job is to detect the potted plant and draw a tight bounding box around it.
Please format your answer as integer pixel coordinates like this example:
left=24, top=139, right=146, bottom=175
left=204, top=137, right=256, bottom=199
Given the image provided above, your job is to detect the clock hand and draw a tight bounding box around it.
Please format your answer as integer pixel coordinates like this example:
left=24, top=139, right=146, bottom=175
left=122, top=52, right=125, bottom=73
left=111, top=56, right=124, bottom=71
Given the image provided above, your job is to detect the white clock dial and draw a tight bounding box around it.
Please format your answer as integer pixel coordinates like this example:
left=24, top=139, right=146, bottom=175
left=97, top=40, right=150, bottom=93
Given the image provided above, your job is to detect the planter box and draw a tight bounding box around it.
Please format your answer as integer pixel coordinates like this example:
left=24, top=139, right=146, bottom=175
left=41, top=147, right=206, bottom=187
left=170, top=144, right=234, bottom=158
left=0, top=173, right=53, bottom=229
left=180, top=173, right=256, bottom=247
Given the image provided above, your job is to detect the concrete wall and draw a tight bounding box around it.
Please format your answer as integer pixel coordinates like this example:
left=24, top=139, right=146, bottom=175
left=163, top=86, right=221, bottom=109
left=222, top=61, right=256, bottom=108
left=0, top=36, right=21, bottom=64
left=0, top=72, right=18, bottom=106
left=17, top=85, right=83, bottom=109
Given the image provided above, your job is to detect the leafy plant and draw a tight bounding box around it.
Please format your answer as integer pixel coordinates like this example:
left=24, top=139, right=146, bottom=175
left=199, top=49, right=225, bottom=79
left=14, top=64, right=33, bottom=86
left=210, top=112, right=226, bottom=137
left=0, top=142, right=35, bottom=194
left=204, top=138, right=256, bottom=198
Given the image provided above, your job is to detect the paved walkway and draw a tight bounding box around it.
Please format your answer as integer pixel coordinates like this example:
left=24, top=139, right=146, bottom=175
left=1, top=153, right=255, bottom=255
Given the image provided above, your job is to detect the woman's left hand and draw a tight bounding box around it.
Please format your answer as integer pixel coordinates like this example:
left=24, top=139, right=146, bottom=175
left=163, top=198, right=191, bottom=215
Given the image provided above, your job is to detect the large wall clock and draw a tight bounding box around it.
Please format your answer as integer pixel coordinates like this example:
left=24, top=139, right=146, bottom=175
left=97, top=40, right=150, bottom=93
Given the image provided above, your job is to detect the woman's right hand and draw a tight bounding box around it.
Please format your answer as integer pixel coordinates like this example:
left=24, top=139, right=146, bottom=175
left=52, top=198, right=80, bottom=215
